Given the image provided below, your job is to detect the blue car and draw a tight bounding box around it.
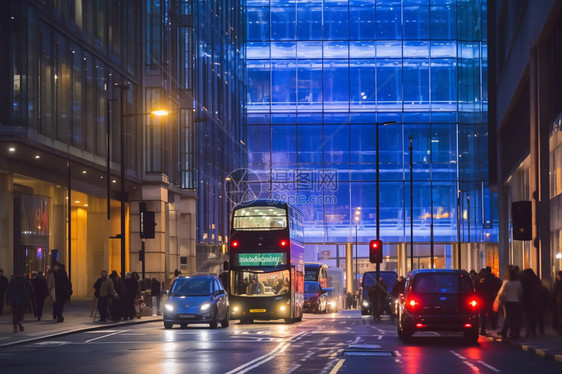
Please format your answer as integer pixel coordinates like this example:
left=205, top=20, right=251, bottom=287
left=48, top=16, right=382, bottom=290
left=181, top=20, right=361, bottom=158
left=163, top=275, right=229, bottom=329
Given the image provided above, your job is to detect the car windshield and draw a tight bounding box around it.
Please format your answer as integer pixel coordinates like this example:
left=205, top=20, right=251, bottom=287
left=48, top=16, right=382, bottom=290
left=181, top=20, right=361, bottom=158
left=305, top=282, right=321, bottom=293
left=171, top=278, right=213, bottom=296
left=412, top=274, right=473, bottom=294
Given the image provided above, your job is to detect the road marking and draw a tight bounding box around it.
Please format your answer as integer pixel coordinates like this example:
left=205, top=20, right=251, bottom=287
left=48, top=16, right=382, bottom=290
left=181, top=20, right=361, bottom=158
left=449, top=350, right=467, bottom=360
left=328, top=359, right=345, bottom=374
left=225, top=330, right=310, bottom=374
left=477, top=361, right=501, bottom=373
left=85, top=331, right=124, bottom=343
left=287, top=364, right=301, bottom=374
left=394, top=350, right=402, bottom=357
left=462, top=360, right=480, bottom=372
left=377, top=335, right=383, bottom=340
left=350, top=336, right=361, bottom=345
left=301, top=351, right=315, bottom=361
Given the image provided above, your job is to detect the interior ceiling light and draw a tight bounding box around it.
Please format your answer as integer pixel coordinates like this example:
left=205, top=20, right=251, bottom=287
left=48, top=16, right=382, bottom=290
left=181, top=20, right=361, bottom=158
left=75, top=201, right=80, bottom=204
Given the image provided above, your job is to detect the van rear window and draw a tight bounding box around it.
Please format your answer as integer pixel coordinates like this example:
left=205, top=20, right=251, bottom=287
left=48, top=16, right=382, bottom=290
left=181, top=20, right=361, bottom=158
left=412, top=274, right=473, bottom=294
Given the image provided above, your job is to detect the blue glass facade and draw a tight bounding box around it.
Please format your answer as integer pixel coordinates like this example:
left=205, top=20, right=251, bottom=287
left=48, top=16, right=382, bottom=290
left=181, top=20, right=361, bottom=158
left=246, top=0, right=496, bottom=270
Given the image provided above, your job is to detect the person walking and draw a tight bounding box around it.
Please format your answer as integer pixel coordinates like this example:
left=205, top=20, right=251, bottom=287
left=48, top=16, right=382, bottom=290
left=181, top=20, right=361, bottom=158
left=50, top=262, right=72, bottom=322
left=553, top=271, right=562, bottom=335
left=151, top=277, right=161, bottom=316
left=94, top=271, right=118, bottom=322
left=475, top=268, right=495, bottom=334
left=495, top=267, right=523, bottom=339
left=6, top=274, right=29, bottom=332
left=345, top=291, right=353, bottom=310
left=109, top=271, right=125, bottom=321
left=521, top=268, right=539, bottom=338
left=0, top=269, right=9, bottom=315
left=31, top=271, right=49, bottom=321
left=123, top=272, right=139, bottom=320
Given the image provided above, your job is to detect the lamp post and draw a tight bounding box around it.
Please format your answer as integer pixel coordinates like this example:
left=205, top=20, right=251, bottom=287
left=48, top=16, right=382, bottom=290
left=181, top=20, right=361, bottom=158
left=354, top=208, right=361, bottom=295
left=375, top=121, right=396, bottom=242
left=409, top=136, right=414, bottom=272
left=115, top=83, right=169, bottom=277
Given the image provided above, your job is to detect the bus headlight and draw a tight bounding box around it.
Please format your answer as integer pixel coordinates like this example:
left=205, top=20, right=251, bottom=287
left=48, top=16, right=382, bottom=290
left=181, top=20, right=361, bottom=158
left=280, top=305, right=287, bottom=312
left=233, top=306, right=239, bottom=313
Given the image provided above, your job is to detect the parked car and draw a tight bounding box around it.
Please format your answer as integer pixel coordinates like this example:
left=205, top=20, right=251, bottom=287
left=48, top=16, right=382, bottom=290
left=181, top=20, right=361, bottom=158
left=163, top=275, right=229, bottom=329
left=303, top=281, right=328, bottom=313
left=323, top=287, right=339, bottom=313
left=397, top=269, right=480, bottom=344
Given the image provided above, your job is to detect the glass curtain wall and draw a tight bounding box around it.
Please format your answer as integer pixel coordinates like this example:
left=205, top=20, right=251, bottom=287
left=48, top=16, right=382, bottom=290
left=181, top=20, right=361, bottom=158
left=246, top=0, right=496, bottom=269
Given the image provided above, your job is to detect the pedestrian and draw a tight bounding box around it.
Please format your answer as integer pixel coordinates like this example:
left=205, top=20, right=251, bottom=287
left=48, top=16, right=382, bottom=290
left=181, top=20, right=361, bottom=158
left=391, top=276, right=406, bottom=299
left=31, top=271, right=49, bottom=321
left=345, top=291, right=353, bottom=310
left=475, top=268, right=495, bottom=333
left=553, top=271, right=562, bottom=335
left=151, top=277, right=161, bottom=315
left=49, top=262, right=72, bottom=322
left=123, top=272, right=139, bottom=320
left=495, top=267, right=523, bottom=339
left=533, top=276, right=550, bottom=336
left=109, top=270, right=125, bottom=321
left=6, top=274, right=29, bottom=332
left=94, top=270, right=118, bottom=322
left=0, top=269, right=9, bottom=315
left=520, top=268, right=538, bottom=338
left=170, top=269, right=180, bottom=289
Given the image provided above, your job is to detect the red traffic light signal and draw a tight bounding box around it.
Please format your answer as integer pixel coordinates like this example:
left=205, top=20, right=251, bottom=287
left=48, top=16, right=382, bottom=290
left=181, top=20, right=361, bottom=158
left=369, top=239, right=383, bottom=263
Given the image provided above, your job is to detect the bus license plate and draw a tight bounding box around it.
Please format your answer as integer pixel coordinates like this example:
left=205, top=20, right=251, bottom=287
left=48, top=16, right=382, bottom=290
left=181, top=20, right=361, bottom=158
left=178, top=314, right=195, bottom=319
left=250, top=309, right=266, bottom=313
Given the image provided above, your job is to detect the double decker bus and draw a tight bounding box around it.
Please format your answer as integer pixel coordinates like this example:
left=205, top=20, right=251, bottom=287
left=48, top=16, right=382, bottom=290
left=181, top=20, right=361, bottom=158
left=228, top=200, right=304, bottom=323
left=305, top=263, right=329, bottom=288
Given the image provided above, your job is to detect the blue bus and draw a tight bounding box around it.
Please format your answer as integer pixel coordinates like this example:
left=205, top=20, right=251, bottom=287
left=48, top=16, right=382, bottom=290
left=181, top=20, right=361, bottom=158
left=228, top=200, right=304, bottom=323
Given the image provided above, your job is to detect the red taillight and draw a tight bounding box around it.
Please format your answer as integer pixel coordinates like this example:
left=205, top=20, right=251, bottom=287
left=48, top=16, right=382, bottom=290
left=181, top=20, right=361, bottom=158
left=231, top=240, right=239, bottom=248
left=468, top=298, right=478, bottom=309
left=464, top=323, right=473, bottom=328
left=280, top=240, right=288, bottom=247
left=415, top=323, right=426, bottom=328
left=405, top=298, right=419, bottom=311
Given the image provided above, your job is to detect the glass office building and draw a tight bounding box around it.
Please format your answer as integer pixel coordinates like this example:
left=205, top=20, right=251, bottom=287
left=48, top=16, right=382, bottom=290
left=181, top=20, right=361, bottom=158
left=246, top=0, right=497, bottom=274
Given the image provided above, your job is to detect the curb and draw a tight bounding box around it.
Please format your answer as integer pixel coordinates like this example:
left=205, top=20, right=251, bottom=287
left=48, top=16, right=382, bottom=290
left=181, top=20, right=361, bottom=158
left=482, top=334, right=562, bottom=363
left=0, top=317, right=162, bottom=349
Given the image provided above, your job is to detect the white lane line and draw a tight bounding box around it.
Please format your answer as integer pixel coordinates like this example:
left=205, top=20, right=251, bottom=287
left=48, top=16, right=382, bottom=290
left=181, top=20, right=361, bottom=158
left=287, top=364, right=301, bottom=374
left=301, top=351, right=315, bottom=361
left=85, top=331, right=124, bottom=343
left=462, top=360, right=481, bottom=372
left=377, top=335, right=383, bottom=340
left=328, top=359, right=345, bottom=374
left=478, top=361, right=501, bottom=373
left=225, top=330, right=310, bottom=374
left=449, top=350, right=467, bottom=360
left=350, top=336, right=361, bottom=345
left=394, top=350, right=402, bottom=357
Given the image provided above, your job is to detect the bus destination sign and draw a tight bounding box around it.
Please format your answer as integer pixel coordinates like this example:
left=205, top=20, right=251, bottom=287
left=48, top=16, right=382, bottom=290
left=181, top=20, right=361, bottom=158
left=238, top=253, right=285, bottom=266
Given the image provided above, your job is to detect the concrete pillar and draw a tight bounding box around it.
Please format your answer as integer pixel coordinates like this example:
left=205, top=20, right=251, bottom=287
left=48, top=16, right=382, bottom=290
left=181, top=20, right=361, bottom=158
left=345, top=243, right=353, bottom=294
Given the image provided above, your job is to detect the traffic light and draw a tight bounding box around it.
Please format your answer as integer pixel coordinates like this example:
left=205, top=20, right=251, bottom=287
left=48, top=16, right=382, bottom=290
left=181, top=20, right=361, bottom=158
left=369, top=239, right=383, bottom=263
left=511, top=201, right=532, bottom=241
left=140, top=211, right=156, bottom=239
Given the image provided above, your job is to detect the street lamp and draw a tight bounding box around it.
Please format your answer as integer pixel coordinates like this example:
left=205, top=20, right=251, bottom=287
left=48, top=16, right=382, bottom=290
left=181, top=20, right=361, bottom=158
left=115, top=83, right=169, bottom=277
left=354, top=208, right=361, bottom=294
left=375, top=121, right=396, bottom=242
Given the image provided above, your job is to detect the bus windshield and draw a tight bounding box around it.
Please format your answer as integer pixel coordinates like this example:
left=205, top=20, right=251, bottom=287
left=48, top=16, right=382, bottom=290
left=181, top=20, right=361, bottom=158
left=231, top=269, right=290, bottom=297
left=233, top=206, right=287, bottom=230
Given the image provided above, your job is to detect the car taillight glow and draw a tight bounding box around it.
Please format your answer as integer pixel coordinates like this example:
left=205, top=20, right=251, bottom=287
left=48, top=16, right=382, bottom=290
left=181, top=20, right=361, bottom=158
left=468, top=299, right=478, bottom=308
left=415, top=323, right=426, bottom=328
left=406, top=298, right=419, bottom=311
left=464, top=323, right=472, bottom=328
left=280, top=240, right=288, bottom=247
left=231, top=240, right=239, bottom=248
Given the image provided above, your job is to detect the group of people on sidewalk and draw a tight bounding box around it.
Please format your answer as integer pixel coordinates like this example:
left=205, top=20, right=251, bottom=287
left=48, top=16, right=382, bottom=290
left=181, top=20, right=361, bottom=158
left=0, top=263, right=72, bottom=333
left=473, top=265, right=562, bottom=340
left=92, top=270, right=161, bottom=322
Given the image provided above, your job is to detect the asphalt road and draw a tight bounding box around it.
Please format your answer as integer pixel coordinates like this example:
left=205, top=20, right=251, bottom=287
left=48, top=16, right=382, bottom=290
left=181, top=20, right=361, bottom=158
left=0, top=310, right=559, bottom=374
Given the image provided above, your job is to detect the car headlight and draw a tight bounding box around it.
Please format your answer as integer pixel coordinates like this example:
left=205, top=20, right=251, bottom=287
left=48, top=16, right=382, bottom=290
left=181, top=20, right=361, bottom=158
left=329, top=301, right=336, bottom=306
left=200, top=303, right=211, bottom=311
left=165, top=304, right=174, bottom=312
left=362, top=300, right=369, bottom=307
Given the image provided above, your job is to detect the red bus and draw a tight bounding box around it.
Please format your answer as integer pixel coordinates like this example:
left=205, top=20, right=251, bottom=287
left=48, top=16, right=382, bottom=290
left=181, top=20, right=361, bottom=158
left=228, top=200, right=304, bottom=323
left=305, top=263, right=329, bottom=288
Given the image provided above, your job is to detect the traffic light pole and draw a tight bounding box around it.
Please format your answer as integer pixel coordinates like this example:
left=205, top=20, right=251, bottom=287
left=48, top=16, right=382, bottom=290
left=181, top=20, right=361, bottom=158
left=141, top=238, right=146, bottom=281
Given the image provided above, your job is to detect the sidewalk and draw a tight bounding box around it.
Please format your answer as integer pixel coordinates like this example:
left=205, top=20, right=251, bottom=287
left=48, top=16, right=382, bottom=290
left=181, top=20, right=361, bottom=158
left=482, top=326, right=562, bottom=363
left=0, top=297, right=161, bottom=348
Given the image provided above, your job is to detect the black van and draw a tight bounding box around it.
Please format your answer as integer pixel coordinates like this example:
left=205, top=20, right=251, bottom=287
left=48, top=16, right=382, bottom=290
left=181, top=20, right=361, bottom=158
left=360, top=270, right=398, bottom=315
